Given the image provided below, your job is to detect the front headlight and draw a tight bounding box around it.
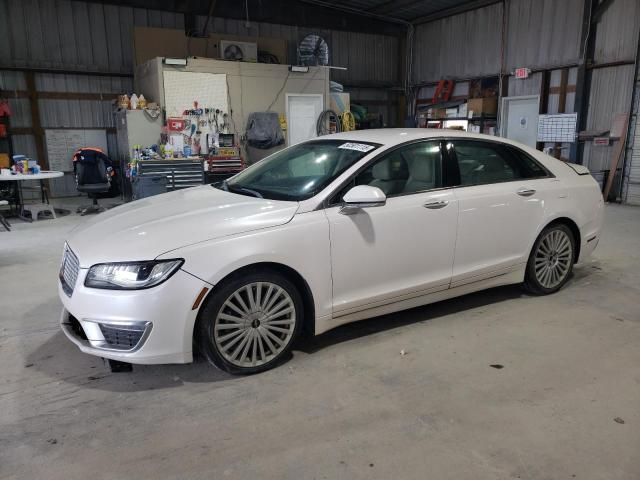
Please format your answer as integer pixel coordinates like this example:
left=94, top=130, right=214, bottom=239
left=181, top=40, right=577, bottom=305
left=84, top=259, right=184, bottom=290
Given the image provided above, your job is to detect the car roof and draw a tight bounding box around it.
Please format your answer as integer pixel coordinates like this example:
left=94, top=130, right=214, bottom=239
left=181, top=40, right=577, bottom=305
left=305, top=128, right=567, bottom=180
left=315, top=128, right=507, bottom=147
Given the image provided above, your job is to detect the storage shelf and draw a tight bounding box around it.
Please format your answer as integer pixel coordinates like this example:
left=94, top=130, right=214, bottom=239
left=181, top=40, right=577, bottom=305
left=426, top=116, right=497, bottom=121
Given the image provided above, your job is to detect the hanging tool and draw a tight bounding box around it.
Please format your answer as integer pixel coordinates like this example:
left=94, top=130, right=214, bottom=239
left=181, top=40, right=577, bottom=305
left=432, top=80, right=455, bottom=104
left=222, top=113, right=229, bottom=134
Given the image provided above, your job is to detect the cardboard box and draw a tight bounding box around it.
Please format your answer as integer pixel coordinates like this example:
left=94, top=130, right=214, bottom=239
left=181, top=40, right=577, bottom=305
left=446, top=108, right=458, bottom=118
left=330, top=93, right=350, bottom=114
left=467, top=97, right=498, bottom=117
left=428, top=108, right=447, bottom=119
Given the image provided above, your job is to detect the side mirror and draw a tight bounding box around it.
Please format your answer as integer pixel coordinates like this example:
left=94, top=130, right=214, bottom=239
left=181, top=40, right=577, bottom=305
left=339, top=185, right=386, bottom=215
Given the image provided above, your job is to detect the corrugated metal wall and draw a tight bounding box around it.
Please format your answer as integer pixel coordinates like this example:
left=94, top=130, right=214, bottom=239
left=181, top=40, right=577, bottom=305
left=410, top=0, right=639, bottom=203
left=504, top=0, right=583, bottom=71
left=0, top=0, right=402, bottom=197
left=412, top=0, right=585, bottom=84
left=593, top=0, right=640, bottom=64
left=411, top=2, right=502, bottom=84
left=195, top=16, right=400, bottom=87
left=0, top=69, right=129, bottom=197
left=623, top=66, right=640, bottom=205
left=0, top=0, right=182, bottom=196
left=193, top=15, right=400, bottom=123
left=582, top=65, right=636, bottom=173
left=0, top=0, right=184, bottom=74
left=582, top=0, right=640, bottom=178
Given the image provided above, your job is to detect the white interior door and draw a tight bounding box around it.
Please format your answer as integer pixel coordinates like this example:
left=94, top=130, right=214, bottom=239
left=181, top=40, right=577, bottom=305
left=500, top=95, right=540, bottom=147
left=286, top=94, right=324, bottom=146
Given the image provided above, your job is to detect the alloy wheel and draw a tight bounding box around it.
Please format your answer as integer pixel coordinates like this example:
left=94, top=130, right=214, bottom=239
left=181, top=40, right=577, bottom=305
left=213, top=282, right=296, bottom=368
left=534, top=229, right=573, bottom=289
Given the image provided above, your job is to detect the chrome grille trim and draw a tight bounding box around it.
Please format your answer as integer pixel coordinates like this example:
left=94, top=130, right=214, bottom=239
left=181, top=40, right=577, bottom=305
left=98, top=322, right=152, bottom=351
left=60, top=243, right=80, bottom=297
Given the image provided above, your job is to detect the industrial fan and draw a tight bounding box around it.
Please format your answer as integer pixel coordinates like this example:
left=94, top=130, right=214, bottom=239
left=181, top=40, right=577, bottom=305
left=297, top=34, right=329, bottom=66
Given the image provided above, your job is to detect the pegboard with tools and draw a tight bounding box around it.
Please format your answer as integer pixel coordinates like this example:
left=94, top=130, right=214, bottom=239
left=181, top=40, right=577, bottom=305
left=163, top=71, right=228, bottom=117
left=166, top=102, right=233, bottom=156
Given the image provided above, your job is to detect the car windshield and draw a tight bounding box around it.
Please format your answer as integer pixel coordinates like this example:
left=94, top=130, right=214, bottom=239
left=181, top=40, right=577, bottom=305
left=218, top=140, right=380, bottom=201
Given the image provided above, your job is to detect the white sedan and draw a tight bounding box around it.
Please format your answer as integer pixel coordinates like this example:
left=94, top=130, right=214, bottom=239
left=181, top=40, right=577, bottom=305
left=59, top=130, right=603, bottom=374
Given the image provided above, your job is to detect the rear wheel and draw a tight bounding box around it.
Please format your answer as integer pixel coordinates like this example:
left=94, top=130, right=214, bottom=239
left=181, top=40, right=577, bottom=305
left=197, top=270, right=303, bottom=374
left=524, top=224, right=575, bottom=295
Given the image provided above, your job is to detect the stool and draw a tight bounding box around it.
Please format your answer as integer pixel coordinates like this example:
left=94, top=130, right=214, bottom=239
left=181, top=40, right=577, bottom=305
left=22, top=203, right=57, bottom=221
left=0, top=200, right=10, bottom=231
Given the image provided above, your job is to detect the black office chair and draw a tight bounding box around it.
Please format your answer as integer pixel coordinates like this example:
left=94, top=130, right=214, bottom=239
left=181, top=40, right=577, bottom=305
left=74, top=148, right=112, bottom=216
left=0, top=200, right=10, bottom=231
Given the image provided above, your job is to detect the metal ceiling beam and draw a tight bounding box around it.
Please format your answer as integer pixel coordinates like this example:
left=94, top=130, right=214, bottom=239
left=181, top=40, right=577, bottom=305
left=591, top=0, right=616, bottom=23
left=200, top=0, right=218, bottom=36
left=76, top=0, right=407, bottom=35
left=298, top=0, right=410, bottom=25
left=368, top=0, right=425, bottom=15
left=411, top=0, right=502, bottom=24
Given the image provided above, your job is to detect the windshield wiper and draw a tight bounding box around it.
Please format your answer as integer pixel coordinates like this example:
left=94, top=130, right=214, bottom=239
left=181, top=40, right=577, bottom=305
left=225, top=181, right=264, bottom=199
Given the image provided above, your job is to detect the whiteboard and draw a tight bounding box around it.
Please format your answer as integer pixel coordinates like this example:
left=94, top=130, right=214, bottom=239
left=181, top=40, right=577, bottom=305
left=537, top=113, right=578, bottom=143
left=163, top=71, right=228, bottom=117
left=286, top=94, right=324, bottom=146
left=45, top=129, right=108, bottom=172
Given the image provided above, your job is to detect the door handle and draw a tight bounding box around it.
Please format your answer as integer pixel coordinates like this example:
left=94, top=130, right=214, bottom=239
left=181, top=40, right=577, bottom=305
left=516, top=188, right=536, bottom=197
left=423, top=200, right=449, bottom=209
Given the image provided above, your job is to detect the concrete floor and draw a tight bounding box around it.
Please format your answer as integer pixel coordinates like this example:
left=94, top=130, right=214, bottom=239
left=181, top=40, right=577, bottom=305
left=0, top=201, right=639, bottom=480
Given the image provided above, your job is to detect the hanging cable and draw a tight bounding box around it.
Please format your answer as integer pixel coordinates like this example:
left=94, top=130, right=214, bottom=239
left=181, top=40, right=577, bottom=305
left=316, top=110, right=341, bottom=136
left=341, top=111, right=356, bottom=132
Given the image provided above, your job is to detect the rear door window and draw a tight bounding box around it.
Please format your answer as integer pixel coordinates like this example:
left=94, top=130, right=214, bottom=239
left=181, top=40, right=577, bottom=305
left=452, top=140, right=548, bottom=186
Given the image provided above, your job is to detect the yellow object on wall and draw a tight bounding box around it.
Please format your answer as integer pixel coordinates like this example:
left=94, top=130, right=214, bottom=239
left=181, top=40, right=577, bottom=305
left=341, top=111, right=356, bottom=132
left=0, top=153, right=9, bottom=169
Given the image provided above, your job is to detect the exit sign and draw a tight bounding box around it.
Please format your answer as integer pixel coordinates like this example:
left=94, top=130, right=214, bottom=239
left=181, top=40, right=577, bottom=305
left=515, top=67, right=531, bottom=79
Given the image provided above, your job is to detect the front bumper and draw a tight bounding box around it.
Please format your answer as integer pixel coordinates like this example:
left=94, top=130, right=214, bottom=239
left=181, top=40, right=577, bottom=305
left=59, top=268, right=211, bottom=364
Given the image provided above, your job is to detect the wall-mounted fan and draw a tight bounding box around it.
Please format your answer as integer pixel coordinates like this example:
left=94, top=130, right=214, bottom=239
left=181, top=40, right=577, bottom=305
left=224, top=44, right=244, bottom=61
left=220, top=40, right=258, bottom=63
left=297, top=34, right=329, bottom=66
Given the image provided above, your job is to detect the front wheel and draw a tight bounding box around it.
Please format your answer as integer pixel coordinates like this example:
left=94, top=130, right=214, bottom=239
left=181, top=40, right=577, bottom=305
left=524, top=224, right=575, bottom=295
left=197, top=270, right=303, bottom=374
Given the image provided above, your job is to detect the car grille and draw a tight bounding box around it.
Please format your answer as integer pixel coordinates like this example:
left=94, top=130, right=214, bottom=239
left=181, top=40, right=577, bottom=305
left=99, top=323, right=150, bottom=351
left=60, top=243, right=80, bottom=297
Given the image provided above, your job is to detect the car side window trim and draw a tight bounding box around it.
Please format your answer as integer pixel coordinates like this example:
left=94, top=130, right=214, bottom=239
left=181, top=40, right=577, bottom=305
left=504, top=144, right=555, bottom=179
left=324, top=139, right=447, bottom=208
left=447, top=139, right=554, bottom=188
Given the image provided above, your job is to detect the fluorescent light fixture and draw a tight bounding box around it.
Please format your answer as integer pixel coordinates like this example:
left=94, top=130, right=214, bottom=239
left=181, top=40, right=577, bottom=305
left=164, top=57, right=187, bottom=66
left=289, top=65, right=309, bottom=73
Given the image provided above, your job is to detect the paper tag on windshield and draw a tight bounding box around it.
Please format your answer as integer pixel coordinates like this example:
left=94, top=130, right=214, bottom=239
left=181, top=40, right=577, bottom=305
left=338, top=142, right=376, bottom=153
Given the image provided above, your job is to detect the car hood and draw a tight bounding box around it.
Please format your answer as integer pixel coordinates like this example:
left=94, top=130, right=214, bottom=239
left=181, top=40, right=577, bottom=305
left=67, top=186, right=299, bottom=267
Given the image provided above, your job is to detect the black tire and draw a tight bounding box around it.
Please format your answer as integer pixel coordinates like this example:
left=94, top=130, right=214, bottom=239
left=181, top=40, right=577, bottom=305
left=197, top=269, right=303, bottom=374
left=523, top=223, right=576, bottom=295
